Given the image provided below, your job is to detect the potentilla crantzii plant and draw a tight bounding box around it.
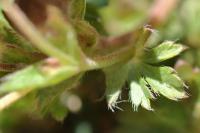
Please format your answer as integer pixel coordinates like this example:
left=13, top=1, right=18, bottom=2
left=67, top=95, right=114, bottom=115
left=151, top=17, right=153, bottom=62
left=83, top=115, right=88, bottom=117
left=0, top=0, right=188, bottom=117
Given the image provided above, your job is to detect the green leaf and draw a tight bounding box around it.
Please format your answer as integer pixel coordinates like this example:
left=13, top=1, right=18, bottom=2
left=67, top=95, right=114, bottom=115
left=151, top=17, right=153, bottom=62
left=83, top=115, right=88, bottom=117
left=130, top=80, right=152, bottom=111
left=142, top=64, right=186, bottom=90
left=145, top=78, right=187, bottom=101
left=144, top=41, right=186, bottom=64
left=103, top=63, right=130, bottom=111
left=127, top=62, right=187, bottom=111
left=35, top=74, right=82, bottom=120
left=1, top=27, right=35, bottom=52
left=43, top=6, right=84, bottom=62
left=0, top=58, right=79, bottom=93
left=49, top=98, right=68, bottom=121
left=128, top=65, right=153, bottom=111
left=69, top=0, right=86, bottom=20
left=140, top=64, right=188, bottom=100
left=0, top=9, right=34, bottom=51
left=0, top=42, right=42, bottom=64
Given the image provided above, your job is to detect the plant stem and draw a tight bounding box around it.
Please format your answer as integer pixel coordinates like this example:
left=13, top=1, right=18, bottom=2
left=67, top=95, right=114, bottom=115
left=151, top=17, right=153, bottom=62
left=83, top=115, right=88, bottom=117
left=89, top=45, right=135, bottom=69
left=0, top=1, right=151, bottom=111
left=1, top=1, right=151, bottom=71
left=86, top=27, right=152, bottom=70
left=2, top=2, right=77, bottom=65
left=0, top=89, right=31, bottom=111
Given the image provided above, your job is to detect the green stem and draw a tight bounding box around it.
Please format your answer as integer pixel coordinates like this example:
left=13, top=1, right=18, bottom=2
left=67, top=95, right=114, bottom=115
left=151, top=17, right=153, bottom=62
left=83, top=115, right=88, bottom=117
left=88, top=45, right=135, bottom=69
left=1, top=1, right=151, bottom=72
left=85, top=27, right=152, bottom=70
left=2, top=3, right=77, bottom=65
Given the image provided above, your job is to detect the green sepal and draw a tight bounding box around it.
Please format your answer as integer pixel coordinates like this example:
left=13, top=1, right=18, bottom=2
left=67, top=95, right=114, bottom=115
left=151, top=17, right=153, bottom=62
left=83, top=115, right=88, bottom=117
left=129, top=80, right=152, bottom=111
left=141, top=64, right=188, bottom=101
left=128, top=65, right=153, bottom=111
left=103, top=62, right=130, bottom=111
left=144, top=41, right=186, bottom=64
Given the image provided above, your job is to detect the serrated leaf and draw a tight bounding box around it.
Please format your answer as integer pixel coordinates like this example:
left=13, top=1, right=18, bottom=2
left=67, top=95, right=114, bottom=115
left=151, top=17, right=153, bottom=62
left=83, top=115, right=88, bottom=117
left=0, top=58, right=79, bottom=93
left=145, top=78, right=187, bottom=101
left=103, top=63, right=130, bottom=111
left=144, top=41, right=186, bottom=64
left=128, top=62, right=187, bottom=111
left=69, top=0, right=86, bottom=20
left=159, top=66, right=187, bottom=89
left=128, top=65, right=153, bottom=111
left=130, top=81, right=143, bottom=110
left=141, top=64, right=186, bottom=91
left=140, top=64, right=188, bottom=100
left=130, top=80, right=152, bottom=111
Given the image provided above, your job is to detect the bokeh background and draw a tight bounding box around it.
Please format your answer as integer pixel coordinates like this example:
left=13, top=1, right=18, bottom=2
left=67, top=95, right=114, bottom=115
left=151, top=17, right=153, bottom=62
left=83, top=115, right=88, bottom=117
left=0, top=0, right=200, bottom=133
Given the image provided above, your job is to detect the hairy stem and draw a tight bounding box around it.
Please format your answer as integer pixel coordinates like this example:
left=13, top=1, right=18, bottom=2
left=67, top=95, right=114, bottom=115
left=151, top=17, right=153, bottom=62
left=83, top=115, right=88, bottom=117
left=86, top=27, right=152, bottom=70
left=0, top=1, right=151, bottom=111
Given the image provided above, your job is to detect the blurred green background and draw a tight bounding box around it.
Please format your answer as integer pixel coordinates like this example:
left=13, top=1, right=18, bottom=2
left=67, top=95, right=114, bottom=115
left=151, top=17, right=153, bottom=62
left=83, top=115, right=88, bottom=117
left=0, top=0, right=200, bottom=133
